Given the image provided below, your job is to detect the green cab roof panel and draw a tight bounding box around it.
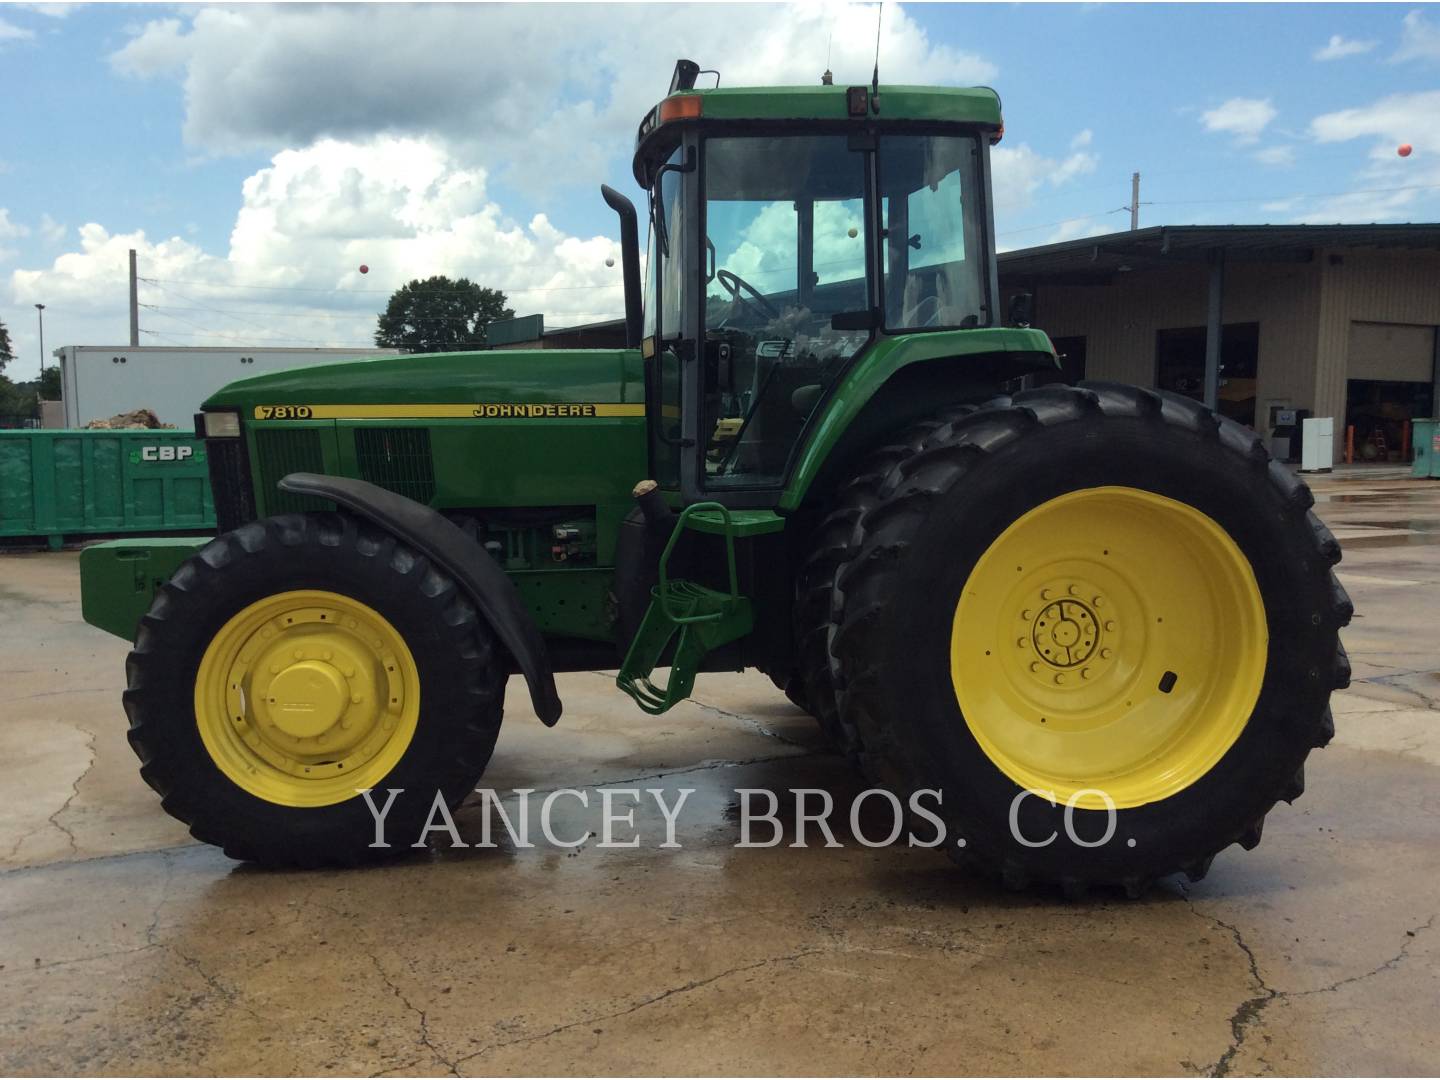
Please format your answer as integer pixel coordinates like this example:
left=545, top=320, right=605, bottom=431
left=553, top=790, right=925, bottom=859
left=679, top=84, right=1002, bottom=126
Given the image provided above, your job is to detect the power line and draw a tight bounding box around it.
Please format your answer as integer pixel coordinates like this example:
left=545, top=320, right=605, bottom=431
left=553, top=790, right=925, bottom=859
left=141, top=302, right=373, bottom=321
left=139, top=275, right=619, bottom=295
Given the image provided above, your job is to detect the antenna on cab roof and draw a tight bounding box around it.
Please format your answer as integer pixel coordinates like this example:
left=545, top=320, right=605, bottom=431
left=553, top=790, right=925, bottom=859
left=870, top=2, right=883, bottom=112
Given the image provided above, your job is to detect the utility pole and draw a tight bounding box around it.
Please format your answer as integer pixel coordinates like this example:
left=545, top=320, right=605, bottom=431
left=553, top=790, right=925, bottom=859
left=34, top=304, right=46, bottom=379
left=1129, top=172, right=1141, bottom=231
left=128, top=248, right=140, bottom=347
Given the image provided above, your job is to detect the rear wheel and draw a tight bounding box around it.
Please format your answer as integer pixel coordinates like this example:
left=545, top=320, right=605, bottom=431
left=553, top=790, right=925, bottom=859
left=794, top=406, right=976, bottom=750
left=827, top=383, right=1351, bottom=894
left=125, top=512, right=505, bottom=866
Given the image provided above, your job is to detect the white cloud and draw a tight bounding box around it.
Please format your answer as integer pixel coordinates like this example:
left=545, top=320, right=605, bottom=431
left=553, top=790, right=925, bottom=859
left=0, top=210, right=26, bottom=242
left=1070, top=129, right=1094, bottom=150
left=1254, top=145, right=1295, bottom=167
left=7, top=138, right=629, bottom=350
left=1393, top=8, right=1440, bottom=63
left=1200, top=97, right=1278, bottom=143
left=0, top=209, right=29, bottom=262
left=38, top=213, right=66, bottom=246
left=16, top=3, right=77, bottom=16
left=1298, top=90, right=1440, bottom=221
left=1313, top=34, right=1377, bottom=61
left=1045, top=217, right=1110, bottom=245
left=107, top=3, right=995, bottom=189
left=1310, top=89, right=1440, bottom=152
left=0, top=17, right=36, bottom=42
left=991, top=134, right=1099, bottom=215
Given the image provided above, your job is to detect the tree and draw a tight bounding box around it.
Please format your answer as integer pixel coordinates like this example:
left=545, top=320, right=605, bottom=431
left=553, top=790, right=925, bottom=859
left=0, top=375, right=36, bottom=423
left=38, top=365, right=61, bottom=401
left=0, top=317, right=13, bottom=374
left=374, top=276, right=514, bottom=353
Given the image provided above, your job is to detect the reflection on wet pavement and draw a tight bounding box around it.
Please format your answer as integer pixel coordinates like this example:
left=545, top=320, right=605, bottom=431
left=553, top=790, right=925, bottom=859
left=1, top=463, right=1439, bottom=1075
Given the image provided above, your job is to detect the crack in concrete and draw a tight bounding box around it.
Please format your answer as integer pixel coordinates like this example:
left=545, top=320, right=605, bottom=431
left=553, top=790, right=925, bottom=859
left=368, top=951, right=458, bottom=1077
left=484, top=751, right=815, bottom=804
left=454, top=946, right=822, bottom=1070
left=1188, top=901, right=1436, bottom=1077
left=0, top=687, right=114, bottom=704
left=689, top=698, right=815, bottom=749
left=0, top=840, right=198, bottom=879
left=45, top=726, right=97, bottom=855
left=25, top=942, right=161, bottom=972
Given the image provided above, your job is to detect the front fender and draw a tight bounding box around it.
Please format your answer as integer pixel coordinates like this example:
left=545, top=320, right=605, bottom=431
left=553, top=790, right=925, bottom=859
left=278, top=472, right=563, bottom=726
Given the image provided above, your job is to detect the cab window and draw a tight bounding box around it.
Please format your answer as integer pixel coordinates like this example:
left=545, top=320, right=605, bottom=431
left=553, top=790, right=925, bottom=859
left=700, top=134, right=869, bottom=488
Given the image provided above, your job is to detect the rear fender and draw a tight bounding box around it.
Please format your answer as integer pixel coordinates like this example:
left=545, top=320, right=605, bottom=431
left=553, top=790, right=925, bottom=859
left=279, top=472, right=563, bottom=726
left=782, top=332, right=1057, bottom=512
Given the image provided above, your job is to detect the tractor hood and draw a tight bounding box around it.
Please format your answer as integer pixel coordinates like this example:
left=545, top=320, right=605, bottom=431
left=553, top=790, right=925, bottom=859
left=203, top=348, right=645, bottom=418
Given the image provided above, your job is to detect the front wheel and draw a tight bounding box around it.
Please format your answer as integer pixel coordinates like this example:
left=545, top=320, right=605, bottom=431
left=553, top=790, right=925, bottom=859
left=124, top=512, right=506, bottom=866
left=828, top=383, right=1352, bottom=895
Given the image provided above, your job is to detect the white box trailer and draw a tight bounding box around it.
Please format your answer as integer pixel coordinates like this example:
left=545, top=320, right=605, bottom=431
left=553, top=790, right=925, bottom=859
left=54, top=345, right=402, bottom=429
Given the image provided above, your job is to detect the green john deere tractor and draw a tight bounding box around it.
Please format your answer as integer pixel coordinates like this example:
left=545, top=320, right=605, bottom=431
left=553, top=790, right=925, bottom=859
left=80, top=61, right=1351, bottom=894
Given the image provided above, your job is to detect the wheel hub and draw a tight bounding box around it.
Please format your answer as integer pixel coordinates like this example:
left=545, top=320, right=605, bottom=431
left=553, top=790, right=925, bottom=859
left=194, top=590, right=420, bottom=808
left=1027, top=589, right=1105, bottom=671
left=266, top=659, right=350, bottom=739
left=951, top=486, right=1267, bottom=809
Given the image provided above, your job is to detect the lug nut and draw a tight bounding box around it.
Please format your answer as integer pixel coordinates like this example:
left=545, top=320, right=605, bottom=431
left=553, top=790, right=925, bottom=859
left=1068, top=584, right=1079, bottom=596
left=1081, top=668, right=1092, bottom=680
left=1017, top=638, right=1027, bottom=648
left=1041, top=589, right=1053, bottom=600
left=1104, top=621, right=1116, bottom=632
left=1054, top=673, right=1066, bottom=685
left=1029, top=662, right=1041, bottom=673
left=1101, top=648, right=1113, bottom=659
left=1093, top=596, right=1104, bottom=608
left=1022, top=609, right=1033, bottom=620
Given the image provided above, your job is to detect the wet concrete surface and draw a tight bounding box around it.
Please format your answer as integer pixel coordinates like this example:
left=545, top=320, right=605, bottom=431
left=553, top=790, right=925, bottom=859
left=1, top=465, right=1438, bottom=1075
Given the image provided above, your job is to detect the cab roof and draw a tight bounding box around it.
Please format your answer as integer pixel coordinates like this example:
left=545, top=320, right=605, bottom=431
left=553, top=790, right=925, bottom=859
left=679, top=83, right=1002, bottom=125
left=632, top=83, right=1003, bottom=184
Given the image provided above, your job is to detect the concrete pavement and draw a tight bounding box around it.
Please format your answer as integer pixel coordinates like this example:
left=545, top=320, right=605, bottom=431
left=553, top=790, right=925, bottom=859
left=1, top=466, right=1438, bottom=1075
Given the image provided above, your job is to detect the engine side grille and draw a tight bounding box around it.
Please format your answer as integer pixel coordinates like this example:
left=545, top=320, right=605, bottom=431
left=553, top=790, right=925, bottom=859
left=354, top=428, right=436, bottom=504
left=206, top=436, right=256, bottom=533
left=254, top=428, right=330, bottom=515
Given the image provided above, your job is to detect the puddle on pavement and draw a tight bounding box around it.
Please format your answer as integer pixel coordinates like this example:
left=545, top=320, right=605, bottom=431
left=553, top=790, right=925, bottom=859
left=1341, top=533, right=1440, bottom=550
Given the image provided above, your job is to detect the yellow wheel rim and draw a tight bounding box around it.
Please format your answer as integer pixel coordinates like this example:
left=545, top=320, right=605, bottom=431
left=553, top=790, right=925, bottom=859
left=194, top=590, right=420, bottom=807
left=951, top=486, right=1267, bottom=810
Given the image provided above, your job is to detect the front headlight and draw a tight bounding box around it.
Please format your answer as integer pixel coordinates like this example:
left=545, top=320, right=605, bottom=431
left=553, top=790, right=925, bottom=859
left=199, top=410, right=241, bottom=438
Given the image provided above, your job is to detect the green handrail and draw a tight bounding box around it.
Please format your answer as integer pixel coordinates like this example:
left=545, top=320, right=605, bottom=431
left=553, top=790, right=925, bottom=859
left=657, top=502, right=739, bottom=624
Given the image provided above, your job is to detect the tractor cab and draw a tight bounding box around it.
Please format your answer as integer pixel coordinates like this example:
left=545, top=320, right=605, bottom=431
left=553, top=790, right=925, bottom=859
left=629, top=61, right=1003, bottom=506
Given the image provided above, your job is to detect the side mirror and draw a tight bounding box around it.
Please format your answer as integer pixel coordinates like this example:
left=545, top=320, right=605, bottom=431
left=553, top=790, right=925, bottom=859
left=1008, top=292, right=1034, bottom=328
left=831, top=308, right=879, bottom=332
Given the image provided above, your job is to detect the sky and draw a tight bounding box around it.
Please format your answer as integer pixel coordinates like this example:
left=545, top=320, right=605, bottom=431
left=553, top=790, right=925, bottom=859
left=1, top=1, right=1438, bottom=379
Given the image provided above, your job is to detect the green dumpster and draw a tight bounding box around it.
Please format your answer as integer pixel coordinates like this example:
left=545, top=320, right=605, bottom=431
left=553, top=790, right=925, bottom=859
left=0, top=429, right=215, bottom=548
left=1414, top=419, right=1439, bottom=479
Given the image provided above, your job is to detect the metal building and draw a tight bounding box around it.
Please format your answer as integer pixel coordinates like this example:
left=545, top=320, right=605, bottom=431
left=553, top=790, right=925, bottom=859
left=54, top=345, right=400, bottom=428
left=999, top=224, right=1440, bottom=463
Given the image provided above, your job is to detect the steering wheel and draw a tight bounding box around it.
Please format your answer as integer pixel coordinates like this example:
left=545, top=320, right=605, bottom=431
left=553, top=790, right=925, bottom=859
left=716, top=268, right=782, bottom=321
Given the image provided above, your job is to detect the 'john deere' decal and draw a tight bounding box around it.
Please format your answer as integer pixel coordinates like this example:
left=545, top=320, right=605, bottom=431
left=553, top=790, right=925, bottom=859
left=253, top=403, right=645, bottom=420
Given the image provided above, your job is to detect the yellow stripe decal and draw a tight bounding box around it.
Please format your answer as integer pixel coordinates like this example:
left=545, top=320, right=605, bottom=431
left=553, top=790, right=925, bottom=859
left=253, top=403, right=645, bottom=421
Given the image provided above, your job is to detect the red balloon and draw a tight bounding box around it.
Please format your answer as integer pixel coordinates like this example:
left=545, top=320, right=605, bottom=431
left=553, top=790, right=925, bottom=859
left=358, top=264, right=370, bottom=274
left=1398, top=144, right=1413, bottom=158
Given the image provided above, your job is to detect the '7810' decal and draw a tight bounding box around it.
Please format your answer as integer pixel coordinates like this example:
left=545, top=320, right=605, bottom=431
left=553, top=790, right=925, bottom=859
left=252, top=403, right=645, bottom=420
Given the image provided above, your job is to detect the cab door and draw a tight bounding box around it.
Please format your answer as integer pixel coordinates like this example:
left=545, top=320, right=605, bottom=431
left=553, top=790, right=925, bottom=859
left=644, top=141, right=697, bottom=491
